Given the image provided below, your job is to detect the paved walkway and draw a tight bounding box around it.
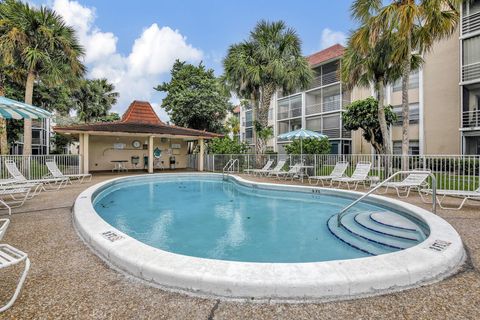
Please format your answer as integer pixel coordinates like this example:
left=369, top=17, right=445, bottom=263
left=1, top=172, right=479, bottom=319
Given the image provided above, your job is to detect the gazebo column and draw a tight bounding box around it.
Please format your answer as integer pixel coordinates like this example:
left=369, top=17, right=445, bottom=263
left=199, top=138, right=204, bottom=172
left=148, top=136, right=154, bottom=173
left=83, top=134, right=89, bottom=174
left=79, top=134, right=84, bottom=173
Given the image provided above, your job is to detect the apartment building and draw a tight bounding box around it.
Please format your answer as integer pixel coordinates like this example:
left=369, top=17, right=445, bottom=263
left=461, top=0, right=480, bottom=154
left=239, top=30, right=464, bottom=155
left=10, top=118, right=51, bottom=155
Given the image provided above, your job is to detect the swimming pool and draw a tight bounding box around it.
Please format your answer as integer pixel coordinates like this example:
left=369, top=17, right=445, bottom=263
left=75, top=173, right=465, bottom=301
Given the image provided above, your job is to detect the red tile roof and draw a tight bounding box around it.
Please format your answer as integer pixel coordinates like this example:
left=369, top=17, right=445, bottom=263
left=307, top=44, right=345, bottom=67
left=121, top=100, right=164, bottom=125
left=54, top=100, right=222, bottom=139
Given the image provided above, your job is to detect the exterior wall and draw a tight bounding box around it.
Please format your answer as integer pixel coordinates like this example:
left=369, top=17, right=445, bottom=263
left=88, top=135, right=190, bottom=171
left=423, top=28, right=461, bottom=154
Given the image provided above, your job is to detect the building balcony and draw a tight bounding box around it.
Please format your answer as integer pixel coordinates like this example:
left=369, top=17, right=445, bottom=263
left=462, top=110, right=480, bottom=129
left=305, top=100, right=350, bottom=116
left=462, top=11, right=480, bottom=36
left=462, top=62, right=480, bottom=83
left=277, top=107, right=302, bottom=121
left=307, top=71, right=340, bottom=90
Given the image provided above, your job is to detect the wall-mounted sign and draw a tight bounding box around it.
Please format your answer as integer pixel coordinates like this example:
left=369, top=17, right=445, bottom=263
left=113, top=143, right=126, bottom=149
left=171, top=143, right=181, bottom=149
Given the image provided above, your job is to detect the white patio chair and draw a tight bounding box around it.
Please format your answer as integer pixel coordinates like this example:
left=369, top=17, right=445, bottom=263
left=332, top=162, right=372, bottom=190
left=272, top=163, right=302, bottom=180
left=0, top=186, right=33, bottom=215
left=261, top=160, right=286, bottom=177
left=45, top=160, right=92, bottom=183
left=308, top=161, right=349, bottom=186
left=244, top=159, right=274, bottom=176
left=0, top=244, right=30, bottom=312
left=4, top=160, right=68, bottom=190
left=0, top=219, right=9, bottom=241
left=420, top=186, right=480, bottom=210
left=378, top=172, right=430, bottom=198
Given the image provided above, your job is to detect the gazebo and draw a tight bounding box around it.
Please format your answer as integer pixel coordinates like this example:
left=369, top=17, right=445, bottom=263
left=54, top=101, right=221, bottom=173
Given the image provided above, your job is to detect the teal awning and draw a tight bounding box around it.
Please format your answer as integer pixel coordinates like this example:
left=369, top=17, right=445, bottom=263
left=0, top=96, right=52, bottom=120
left=278, top=128, right=327, bottom=140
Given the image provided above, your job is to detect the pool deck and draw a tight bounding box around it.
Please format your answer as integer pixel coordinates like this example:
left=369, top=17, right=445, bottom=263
left=1, top=172, right=479, bottom=319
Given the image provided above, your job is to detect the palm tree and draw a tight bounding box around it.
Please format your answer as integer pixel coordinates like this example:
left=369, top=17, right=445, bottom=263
left=223, top=20, right=313, bottom=153
left=0, top=0, right=85, bottom=155
left=74, top=79, right=119, bottom=123
left=374, top=0, right=461, bottom=157
left=225, top=116, right=240, bottom=139
left=343, top=0, right=423, bottom=154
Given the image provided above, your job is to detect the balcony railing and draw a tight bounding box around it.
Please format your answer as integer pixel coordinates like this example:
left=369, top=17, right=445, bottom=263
left=462, top=62, right=480, bottom=82
left=462, top=11, right=480, bottom=35
left=277, top=107, right=302, bottom=120
left=307, top=71, right=340, bottom=90
left=462, top=109, right=480, bottom=128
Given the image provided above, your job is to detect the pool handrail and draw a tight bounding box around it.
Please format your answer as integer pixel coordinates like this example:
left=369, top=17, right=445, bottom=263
left=337, top=170, right=437, bottom=227
left=223, top=159, right=239, bottom=178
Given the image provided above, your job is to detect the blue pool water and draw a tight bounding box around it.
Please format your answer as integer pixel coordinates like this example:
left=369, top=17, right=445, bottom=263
left=93, top=176, right=414, bottom=263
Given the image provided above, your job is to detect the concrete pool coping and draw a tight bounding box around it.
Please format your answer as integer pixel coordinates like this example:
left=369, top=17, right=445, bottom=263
left=73, top=173, right=466, bottom=302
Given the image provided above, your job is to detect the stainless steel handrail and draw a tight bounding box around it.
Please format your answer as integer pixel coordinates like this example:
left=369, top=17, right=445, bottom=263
left=337, top=170, right=437, bottom=227
left=222, top=159, right=239, bottom=178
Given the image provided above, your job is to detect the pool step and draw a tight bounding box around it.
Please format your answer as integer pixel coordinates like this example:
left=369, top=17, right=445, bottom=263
left=370, top=212, right=419, bottom=231
left=327, top=211, right=425, bottom=256
left=355, top=213, right=422, bottom=241
left=327, top=216, right=393, bottom=256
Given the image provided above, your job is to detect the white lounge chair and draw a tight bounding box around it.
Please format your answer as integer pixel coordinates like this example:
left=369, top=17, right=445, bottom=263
left=308, top=161, right=349, bottom=186
left=243, top=159, right=274, bottom=176
left=262, top=160, right=287, bottom=176
left=0, top=218, right=9, bottom=241
left=0, top=186, right=33, bottom=215
left=45, top=160, right=92, bottom=183
left=332, top=162, right=372, bottom=190
left=378, top=172, right=430, bottom=198
left=0, top=244, right=30, bottom=312
left=4, top=160, right=68, bottom=190
left=420, top=186, right=480, bottom=210
left=272, top=163, right=302, bottom=180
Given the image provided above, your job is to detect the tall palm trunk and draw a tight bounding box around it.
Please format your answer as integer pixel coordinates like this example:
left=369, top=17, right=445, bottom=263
left=401, top=37, right=412, bottom=170
left=23, top=71, right=35, bottom=155
left=0, top=78, right=7, bottom=155
left=376, top=79, right=391, bottom=155
left=255, top=83, right=275, bottom=154
left=376, top=78, right=393, bottom=178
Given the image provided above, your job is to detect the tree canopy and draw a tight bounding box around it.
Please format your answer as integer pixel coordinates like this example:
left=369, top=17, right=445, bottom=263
left=284, top=137, right=331, bottom=155
left=73, top=78, right=119, bottom=123
left=155, top=60, right=231, bottom=133
left=342, top=97, right=397, bottom=154
left=207, top=137, right=249, bottom=154
left=223, top=20, right=313, bottom=153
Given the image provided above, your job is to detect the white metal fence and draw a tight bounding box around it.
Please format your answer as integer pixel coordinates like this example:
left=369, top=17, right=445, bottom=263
left=187, top=154, right=480, bottom=191
left=0, top=155, right=81, bottom=180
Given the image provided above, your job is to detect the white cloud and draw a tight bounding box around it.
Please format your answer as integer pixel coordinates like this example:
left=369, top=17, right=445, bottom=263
left=128, top=24, right=202, bottom=76
left=320, top=28, right=347, bottom=49
left=51, top=0, right=204, bottom=121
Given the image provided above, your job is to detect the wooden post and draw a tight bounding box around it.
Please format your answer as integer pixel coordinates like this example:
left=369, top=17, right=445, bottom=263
left=199, top=138, right=205, bottom=172
left=148, top=136, right=154, bottom=173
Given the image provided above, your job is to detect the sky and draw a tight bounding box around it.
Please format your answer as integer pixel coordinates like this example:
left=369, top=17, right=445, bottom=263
left=34, top=0, right=355, bottom=121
